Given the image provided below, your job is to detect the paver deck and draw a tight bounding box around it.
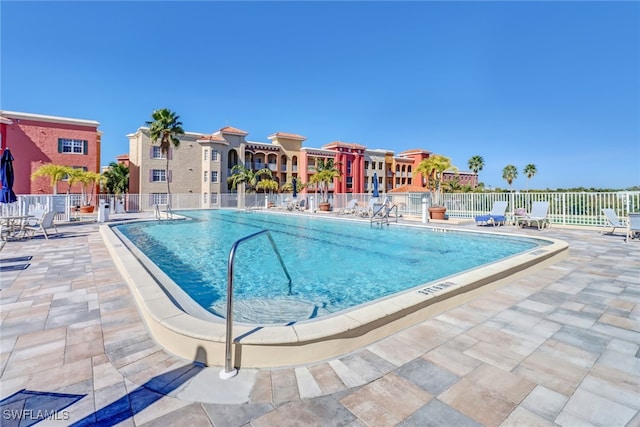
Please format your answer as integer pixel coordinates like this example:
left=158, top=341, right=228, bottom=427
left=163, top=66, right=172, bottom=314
left=0, top=212, right=638, bottom=426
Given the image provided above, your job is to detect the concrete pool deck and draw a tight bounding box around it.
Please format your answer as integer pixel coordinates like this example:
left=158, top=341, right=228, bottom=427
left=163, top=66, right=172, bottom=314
left=1, top=211, right=638, bottom=426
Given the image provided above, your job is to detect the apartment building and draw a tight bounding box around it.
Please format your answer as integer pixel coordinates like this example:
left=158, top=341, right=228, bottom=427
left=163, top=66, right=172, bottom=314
left=0, top=110, right=101, bottom=195
left=126, top=124, right=476, bottom=206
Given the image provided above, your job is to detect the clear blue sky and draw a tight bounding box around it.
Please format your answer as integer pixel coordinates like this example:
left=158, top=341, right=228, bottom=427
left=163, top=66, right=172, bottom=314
left=2, top=1, right=638, bottom=190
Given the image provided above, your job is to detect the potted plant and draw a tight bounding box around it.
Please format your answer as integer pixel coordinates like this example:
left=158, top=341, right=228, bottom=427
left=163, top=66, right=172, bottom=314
left=68, top=169, right=103, bottom=213
left=416, top=154, right=457, bottom=220
left=309, top=158, right=341, bottom=211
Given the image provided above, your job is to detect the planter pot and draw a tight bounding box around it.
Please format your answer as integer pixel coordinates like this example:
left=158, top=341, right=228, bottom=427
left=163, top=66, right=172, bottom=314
left=318, top=202, right=331, bottom=212
left=428, top=206, right=447, bottom=220
left=80, top=205, right=95, bottom=214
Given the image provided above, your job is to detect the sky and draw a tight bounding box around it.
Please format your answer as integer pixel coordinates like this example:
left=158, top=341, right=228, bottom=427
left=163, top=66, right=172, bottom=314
left=2, top=1, right=639, bottom=190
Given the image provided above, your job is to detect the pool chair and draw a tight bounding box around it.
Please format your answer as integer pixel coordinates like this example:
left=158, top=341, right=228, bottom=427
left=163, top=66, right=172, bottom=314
left=601, top=208, right=626, bottom=235
left=338, top=199, right=359, bottom=215
left=294, top=199, right=306, bottom=211
left=475, top=201, right=508, bottom=226
left=22, top=210, right=59, bottom=240
left=516, top=201, right=550, bottom=230
left=626, top=213, right=640, bottom=242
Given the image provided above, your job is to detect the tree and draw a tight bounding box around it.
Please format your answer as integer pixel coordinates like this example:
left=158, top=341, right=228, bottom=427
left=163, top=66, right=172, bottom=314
left=502, top=164, right=518, bottom=190
left=467, top=155, right=485, bottom=184
left=523, top=164, right=537, bottom=191
left=308, top=158, right=341, bottom=204
left=416, top=154, right=456, bottom=206
left=67, top=169, right=103, bottom=206
left=227, top=164, right=272, bottom=193
left=103, top=162, right=129, bottom=198
left=145, top=108, right=185, bottom=205
left=31, top=164, right=74, bottom=195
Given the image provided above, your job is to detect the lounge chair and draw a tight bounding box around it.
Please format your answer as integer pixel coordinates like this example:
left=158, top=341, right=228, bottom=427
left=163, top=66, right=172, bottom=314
left=294, top=199, right=306, bottom=211
left=475, top=201, right=508, bottom=226
left=516, top=201, right=550, bottom=230
left=626, top=213, right=640, bottom=242
left=338, top=199, right=359, bottom=215
left=601, top=208, right=626, bottom=235
left=22, top=210, right=59, bottom=240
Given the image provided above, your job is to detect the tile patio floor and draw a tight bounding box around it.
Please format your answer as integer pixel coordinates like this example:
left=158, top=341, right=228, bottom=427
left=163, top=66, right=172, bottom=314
left=0, top=212, right=638, bottom=426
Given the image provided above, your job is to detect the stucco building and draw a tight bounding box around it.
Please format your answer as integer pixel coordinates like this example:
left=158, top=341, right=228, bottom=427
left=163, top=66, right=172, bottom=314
left=0, top=110, right=101, bottom=195
left=126, top=123, right=477, bottom=208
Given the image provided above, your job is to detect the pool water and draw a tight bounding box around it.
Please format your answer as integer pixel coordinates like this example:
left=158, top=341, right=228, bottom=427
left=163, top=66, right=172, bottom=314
left=115, top=210, right=545, bottom=324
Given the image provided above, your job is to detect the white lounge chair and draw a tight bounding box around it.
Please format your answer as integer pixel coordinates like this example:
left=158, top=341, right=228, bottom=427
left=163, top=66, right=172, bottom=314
left=516, top=201, right=550, bottom=230
left=626, top=213, right=640, bottom=242
left=601, top=208, right=626, bottom=235
left=475, top=201, right=508, bottom=226
left=23, top=210, right=59, bottom=240
left=338, top=199, right=359, bottom=215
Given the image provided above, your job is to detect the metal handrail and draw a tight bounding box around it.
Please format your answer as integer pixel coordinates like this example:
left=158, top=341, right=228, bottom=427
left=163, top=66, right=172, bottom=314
left=220, top=229, right=292, bottom=379
left=370, top=202, right=399, bottom=226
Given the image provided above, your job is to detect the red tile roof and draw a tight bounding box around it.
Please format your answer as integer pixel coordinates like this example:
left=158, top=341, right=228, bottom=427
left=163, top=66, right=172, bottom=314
left=389, top=184, right=429, bottom=193
left=196, top=133, right=228, bottom=143
left=322, top=141, right=367, bottom=150
left=269, top=132, right=306, bottom=141
left=219, top=126, right=248, bottom=136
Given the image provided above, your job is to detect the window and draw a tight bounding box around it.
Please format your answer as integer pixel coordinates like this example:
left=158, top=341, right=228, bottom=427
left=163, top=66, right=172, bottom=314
left=204, top=149, right=208, bottom=161
left=151, top=146, right=166, bottom=159
left=378, top=162, right=384, bottom=170
left=204, top=171, right=208, bottom=182
left=364, top=161, right=369, bottom=170
left=211, top=171, right=218, bottom=183
left=211, top=150, right=219, bottom=161
left=211, top=192, right=218, bottom=204
left=58, top=138, right=87, bottom=154
left=151, top=193, right=167, bottom=205
left=203, top=192, right=208, bottom=204
left=347, top=160, right=352, bottom=174
left=151, top=169, right=166, bottom=182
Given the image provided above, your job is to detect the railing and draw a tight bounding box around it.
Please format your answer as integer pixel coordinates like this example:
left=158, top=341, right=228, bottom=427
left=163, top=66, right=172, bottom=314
left=9, top=191, right=640, bottom=228
left=220, top=230, right=292, bottom=379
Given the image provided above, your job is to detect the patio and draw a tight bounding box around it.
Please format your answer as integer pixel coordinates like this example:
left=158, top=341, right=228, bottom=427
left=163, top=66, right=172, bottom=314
left=0, top=212, right=638, bottom=426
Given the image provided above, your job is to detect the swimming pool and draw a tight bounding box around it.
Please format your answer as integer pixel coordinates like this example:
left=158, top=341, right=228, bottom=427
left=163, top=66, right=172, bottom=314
left=103, top=210, right=568, bottom=368
left=115, top=209, right=547, bottom=324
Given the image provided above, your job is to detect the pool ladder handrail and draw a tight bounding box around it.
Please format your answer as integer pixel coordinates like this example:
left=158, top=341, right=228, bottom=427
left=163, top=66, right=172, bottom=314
left=220, top=229, right=292, bottom=379
left=370, top=202, right=399, bottom=226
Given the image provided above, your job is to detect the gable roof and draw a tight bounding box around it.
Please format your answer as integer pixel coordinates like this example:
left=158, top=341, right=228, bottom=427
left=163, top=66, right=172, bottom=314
left=219, top=126, right=248, bottom=136
left=269, top=132, right=306, bottom=141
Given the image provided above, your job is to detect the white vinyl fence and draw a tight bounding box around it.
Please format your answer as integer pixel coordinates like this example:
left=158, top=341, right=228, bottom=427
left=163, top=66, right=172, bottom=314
left=6, top=191, right=639, bottom=228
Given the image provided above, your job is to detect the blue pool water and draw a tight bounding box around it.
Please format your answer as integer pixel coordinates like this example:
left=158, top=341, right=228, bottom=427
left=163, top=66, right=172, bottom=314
left=115, top=210, right=546, bottom=324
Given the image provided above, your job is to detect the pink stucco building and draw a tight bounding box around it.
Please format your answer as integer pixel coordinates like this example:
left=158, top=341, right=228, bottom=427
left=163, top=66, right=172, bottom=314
left=0, top=111, right=101, bottom=195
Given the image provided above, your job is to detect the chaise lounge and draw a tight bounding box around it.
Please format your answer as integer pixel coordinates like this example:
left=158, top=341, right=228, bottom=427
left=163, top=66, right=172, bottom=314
left=516, top=201, right=550, bottom=230
left=626, top=213, right=640, bottom=242
left=601, top=208, right=626, bottom=235
left=475, top=201, right=508, bottom=226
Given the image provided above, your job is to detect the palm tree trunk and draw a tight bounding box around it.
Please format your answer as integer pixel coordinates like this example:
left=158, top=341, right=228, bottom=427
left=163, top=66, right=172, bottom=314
left=166, top=156, right=171, bottom=207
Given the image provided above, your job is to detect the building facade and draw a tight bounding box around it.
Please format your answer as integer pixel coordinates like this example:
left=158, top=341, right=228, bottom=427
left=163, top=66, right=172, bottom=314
left=0, top=110, right=101, bottom=195
left=126, top=124, right=477, bottom=207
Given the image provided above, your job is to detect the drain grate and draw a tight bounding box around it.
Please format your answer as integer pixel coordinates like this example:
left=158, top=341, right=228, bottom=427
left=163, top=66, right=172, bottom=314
left=418, top=281, right=455, bottom=296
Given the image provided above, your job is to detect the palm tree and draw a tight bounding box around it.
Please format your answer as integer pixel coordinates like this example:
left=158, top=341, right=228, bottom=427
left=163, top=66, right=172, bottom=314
left=103, top=162, right=129, bottom=198
left=308, top=158, right=341, bottom=204
left=145, top=108, right=185, bottom=205
left=31, top=164, right=74, bottom=194
left=67, top=169, right=102, bottom=206
left=523, top=164, right=537, bottom=191
left=467, top=155, right=485, bottom=185
left=415, top=155, right=455, bottom=206
left=227, top=164, right=272, bottom=193
left=502, top=164, right=518, bottom=190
